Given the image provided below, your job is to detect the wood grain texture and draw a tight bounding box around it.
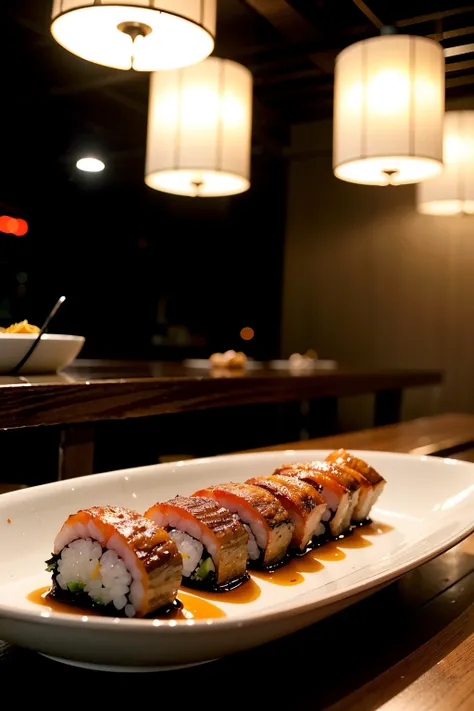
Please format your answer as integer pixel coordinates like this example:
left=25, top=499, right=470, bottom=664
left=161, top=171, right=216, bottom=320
left=254, top=413, right=474, bottom=456
left=0, top=362, right=441, bottom=429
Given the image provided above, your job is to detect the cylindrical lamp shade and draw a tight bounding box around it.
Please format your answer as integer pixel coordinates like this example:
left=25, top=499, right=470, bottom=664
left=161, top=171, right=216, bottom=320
left=145, top=58, right=253, bottom=197
left=417, top=111, right=474, bottom=215
left=333, top=35, right=445, bottom=185
left=51, top=0, right=216, bottom=71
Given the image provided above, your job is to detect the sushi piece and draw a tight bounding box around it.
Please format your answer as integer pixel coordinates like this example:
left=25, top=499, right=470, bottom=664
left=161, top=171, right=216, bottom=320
left=194, top=482, right=294, bottom=568
left=278, top=461, right=363, bottom=523
left=273, top=462, right=355, bottom=537
left=47, top=506, right=182, bottom=618
left=326, top=449, right=386, bottom=520
left=246, top=474, right=327, bottom=551
left=145, top=495, right=249, bottom=590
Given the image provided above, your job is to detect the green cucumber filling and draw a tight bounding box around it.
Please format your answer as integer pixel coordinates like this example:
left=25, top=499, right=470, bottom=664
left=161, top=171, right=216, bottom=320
left=191, top=555, right=216, bottom=582
left=67, top=581, right=85, bottom=593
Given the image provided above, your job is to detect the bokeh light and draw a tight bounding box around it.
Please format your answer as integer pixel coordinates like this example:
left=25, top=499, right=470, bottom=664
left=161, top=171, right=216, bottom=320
left=15, top=219, right=28, bottom=236
left=240, top=326, right=254, bottom=341
left=6, top=218, right=19, bottom=234
left=76, top=157, right=105, bottom=172
left=0, top=215, right=29, bottom=236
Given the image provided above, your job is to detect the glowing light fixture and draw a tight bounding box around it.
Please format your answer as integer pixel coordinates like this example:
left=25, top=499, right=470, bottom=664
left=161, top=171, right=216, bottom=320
left=417, top=111, right=474, bottom=215
left=50, top=0, right=216, bottom=71
left=145, top=58, right=253, bottom=197
left=76, top=157, right=105, bottom=173
left=333, top=33, right=445, bottom=185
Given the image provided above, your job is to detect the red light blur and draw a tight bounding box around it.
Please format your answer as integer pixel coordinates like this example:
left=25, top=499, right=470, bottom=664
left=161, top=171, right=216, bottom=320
left=0, top=215, right=28, bottom=236
left=14, top=219, right=28, bottom=237
left=6, top=218, right=19, bottom=234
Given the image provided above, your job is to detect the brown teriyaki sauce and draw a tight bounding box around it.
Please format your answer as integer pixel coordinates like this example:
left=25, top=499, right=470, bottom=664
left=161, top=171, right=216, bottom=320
left=252, top=519, right=392, bottom=586
left=27, top=586, right=226, bottom=620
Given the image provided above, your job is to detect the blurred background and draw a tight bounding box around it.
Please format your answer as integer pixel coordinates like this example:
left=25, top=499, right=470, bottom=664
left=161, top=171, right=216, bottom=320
left=1, top=0, right=474, bottom=479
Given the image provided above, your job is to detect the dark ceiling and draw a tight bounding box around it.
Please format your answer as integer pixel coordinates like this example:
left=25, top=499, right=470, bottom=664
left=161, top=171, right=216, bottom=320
left=3, top=0, right=474, bottom=184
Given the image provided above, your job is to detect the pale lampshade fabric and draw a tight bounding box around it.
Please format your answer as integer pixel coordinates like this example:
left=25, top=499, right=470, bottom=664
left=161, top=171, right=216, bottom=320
left=417, top=111, right=474, bottom=215
left=51, top=0, right=216, bottom=71
left=145, top=58, right=253, bottom=197
left=333, top=35, right=445, bottom=186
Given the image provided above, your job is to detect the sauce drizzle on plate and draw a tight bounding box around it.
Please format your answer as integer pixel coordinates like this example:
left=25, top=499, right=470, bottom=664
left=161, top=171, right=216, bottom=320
left=27, top=586, right=226, bottom=620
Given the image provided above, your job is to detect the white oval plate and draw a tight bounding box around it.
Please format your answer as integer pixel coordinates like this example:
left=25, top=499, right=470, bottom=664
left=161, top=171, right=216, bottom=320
left=0, top=333, right=85, bottom=373
left=0, top=450, right=473, bottom=670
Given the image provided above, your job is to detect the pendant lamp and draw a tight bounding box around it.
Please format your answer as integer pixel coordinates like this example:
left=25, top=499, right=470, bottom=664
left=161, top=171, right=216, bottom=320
left=51, top=0, right=216, bottom=71
left=145, top=58, right=253, bottom=197
left=417, top=111, right=474, bottom=215
left=333, top=33, right=445, bottom=186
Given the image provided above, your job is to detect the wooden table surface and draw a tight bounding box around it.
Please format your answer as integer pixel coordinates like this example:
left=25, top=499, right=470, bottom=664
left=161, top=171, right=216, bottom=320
left=2, top=412, right=473, bottom=710
left=0, top=359, right=441, bottom=429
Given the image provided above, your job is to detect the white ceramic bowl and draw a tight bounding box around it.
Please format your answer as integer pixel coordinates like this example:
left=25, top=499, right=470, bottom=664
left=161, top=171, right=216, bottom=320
left=0, top=333, right=85, bottom=373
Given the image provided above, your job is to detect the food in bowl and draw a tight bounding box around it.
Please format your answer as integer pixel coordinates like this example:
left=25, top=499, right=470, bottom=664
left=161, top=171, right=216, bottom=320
left=0, top=320, right=40, bottom=334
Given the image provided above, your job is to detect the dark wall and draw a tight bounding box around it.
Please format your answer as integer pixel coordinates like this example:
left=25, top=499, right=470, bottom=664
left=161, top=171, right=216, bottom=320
left=0, top=141, right=287, bottom=361
left=283, top=119, right=474, bottom=425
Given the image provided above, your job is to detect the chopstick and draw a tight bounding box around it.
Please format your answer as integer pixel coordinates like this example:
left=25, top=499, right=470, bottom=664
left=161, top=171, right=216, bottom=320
left=9, top=296, right=67, bottom=375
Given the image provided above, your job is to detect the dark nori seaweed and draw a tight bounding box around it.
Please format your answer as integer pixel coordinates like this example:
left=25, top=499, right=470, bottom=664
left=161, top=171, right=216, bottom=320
left=351, top=518, right=373, bottom=528
left=247, top=551, right=290, bottom=572
left=182, top=571, right=250, bottom=593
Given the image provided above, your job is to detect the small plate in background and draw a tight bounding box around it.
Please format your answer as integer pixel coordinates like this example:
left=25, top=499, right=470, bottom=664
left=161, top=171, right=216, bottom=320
left=184, top=358, right=263, bottom=370
left=269, top=359, right=338, bottom=370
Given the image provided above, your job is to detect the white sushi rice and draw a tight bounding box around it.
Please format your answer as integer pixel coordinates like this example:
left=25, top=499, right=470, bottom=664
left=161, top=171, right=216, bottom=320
left=230, top=512, right=261, bottom=561
left=56, top=538, right=135, bottom=617
left=243, top=523, right=260, bottom=561
left=169, top=529, right=203, bottom=577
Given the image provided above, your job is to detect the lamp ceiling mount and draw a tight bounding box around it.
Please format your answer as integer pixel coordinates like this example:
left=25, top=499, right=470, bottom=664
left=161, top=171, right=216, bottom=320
left=117, top=21, right=152, bottom=41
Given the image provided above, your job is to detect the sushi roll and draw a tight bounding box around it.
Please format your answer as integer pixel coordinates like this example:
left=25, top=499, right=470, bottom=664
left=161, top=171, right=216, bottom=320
left=145, top=495, right=249, bottom=590
left=326, top=449, right=386, bottom=520
left=246, top=474, right=327, bottom=551
left=273, top=462, right=355, bottom=537
left=47, top=506, right=182, bottom=618
left=194, top=482, right=294, bottom=568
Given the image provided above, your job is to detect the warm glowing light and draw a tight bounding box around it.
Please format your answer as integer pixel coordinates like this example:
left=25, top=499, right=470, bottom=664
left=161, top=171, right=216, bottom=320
left=76, top=157, right=105, bottom=173
left=240, top=327, right=254, bottom=341
left=145, top=58, right=253, bottom=197
left=6, top=218, right=19, bottom=234
left=50, top=0, right=216, bottom=72
left=0, top=215, right=29, bottom=236
left=367, top=70, right=410, bottom=116
left=15, top=219, right=28, bottom=237
left=333, top=35, right=445, bottom=185
left=417, top=111, right=474, bottom=215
